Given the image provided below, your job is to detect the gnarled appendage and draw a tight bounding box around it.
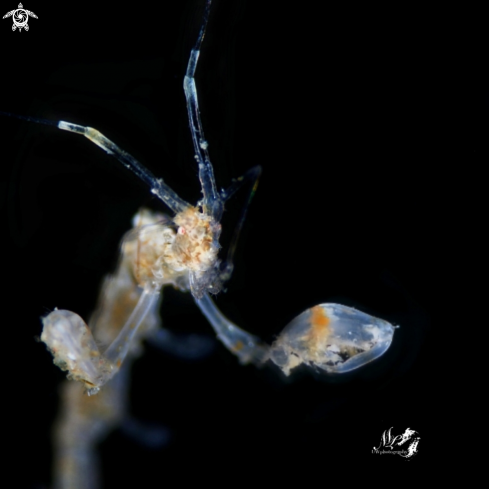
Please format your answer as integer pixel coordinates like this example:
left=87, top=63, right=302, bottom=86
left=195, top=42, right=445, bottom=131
left=269, top=303, right=396, bottom=376
left=41, top=309, right=112, bottom=392
left=41, top=286, right=160, bottom=394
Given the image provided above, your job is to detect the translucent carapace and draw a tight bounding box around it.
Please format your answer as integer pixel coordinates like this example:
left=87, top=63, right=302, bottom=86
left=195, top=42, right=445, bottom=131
left=269, top=303, right=396, bottom=376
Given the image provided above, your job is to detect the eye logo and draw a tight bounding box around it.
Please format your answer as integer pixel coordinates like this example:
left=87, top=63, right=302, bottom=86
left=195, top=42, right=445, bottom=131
left=3, top=3, right=38, bottom=31
left=372, top=427, right=420, bottom=459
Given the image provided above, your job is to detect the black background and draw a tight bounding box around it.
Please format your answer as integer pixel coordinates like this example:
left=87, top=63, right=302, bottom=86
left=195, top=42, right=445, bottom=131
left=1, top=0, right=449, bottom=486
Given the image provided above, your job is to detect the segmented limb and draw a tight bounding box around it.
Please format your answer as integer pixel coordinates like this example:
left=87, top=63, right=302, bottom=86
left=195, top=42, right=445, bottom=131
left=219, top=165, right=262, bottom=282
left=103, top=285, right=160, bottom=368
left=195, top=292, right=269, bottom=365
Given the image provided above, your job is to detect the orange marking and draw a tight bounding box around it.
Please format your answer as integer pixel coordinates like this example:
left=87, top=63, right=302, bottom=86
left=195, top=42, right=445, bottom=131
left=233, top=340, right=244, bottom=352
left=309, top=305, right=330, bottom=342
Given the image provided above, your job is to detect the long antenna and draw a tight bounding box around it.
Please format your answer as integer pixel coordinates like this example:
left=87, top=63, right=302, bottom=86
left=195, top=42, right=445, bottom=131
left=0, top=110, right=190, bottom=214
left=183, top=0, right=223, bottom=221
left=0, top=110, right=58, bottom=128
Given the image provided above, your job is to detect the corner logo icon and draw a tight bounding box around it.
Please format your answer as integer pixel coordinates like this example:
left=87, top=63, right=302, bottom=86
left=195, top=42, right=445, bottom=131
left=3, top=3, right=38, bottom=31
left=372, top=427, right=420, bottom=459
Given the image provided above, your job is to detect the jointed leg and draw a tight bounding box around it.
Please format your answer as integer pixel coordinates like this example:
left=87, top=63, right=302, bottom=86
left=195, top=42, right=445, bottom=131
left=194, top=292, right=269, bottom=366
left=219, top=165, right=262, bottom=283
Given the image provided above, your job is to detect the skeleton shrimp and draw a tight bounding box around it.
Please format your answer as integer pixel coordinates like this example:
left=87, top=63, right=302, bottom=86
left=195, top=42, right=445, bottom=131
left=36, top=0, right=395, bottom=393
left=2, top=1, right=401, bottom=487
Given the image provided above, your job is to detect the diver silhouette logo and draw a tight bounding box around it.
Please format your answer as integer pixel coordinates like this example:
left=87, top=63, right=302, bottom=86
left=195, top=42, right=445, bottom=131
left=3, top=3, right=38, bottom=31
left=372, top=427, right=420, bottom=459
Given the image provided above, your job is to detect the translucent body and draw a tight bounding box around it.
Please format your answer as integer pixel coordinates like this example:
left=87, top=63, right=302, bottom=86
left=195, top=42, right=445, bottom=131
left=269, top=304, right=396, bottom=375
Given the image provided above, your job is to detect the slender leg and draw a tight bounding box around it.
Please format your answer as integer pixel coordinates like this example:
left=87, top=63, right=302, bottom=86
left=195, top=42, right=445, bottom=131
left=194, top=292, right=269, bottom=366
left=219, top=165, right=262, bottom=282
left=103, top=285, right=161, bottom=367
